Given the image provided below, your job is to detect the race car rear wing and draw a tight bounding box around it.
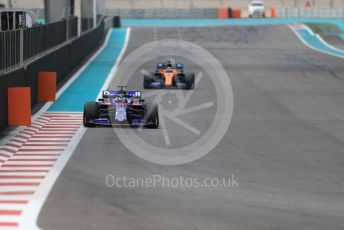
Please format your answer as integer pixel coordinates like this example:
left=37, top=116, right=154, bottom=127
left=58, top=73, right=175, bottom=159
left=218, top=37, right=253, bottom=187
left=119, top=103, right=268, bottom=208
left=156, top=63, right=184, bottom=69
left=176, top=63, right=183, bottom=69
left=102, top=90, right=141, bottom=98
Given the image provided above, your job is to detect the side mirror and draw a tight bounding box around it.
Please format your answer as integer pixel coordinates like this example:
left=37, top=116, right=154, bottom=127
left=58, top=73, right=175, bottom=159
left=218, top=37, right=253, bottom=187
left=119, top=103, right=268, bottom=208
left=98, top=98, right=104, bottom=102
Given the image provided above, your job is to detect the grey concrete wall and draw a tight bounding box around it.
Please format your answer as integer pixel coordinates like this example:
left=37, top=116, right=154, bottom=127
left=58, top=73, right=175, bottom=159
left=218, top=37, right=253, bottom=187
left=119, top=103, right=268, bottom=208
left=44, top=0, right=69, bottom=23
left=106, top=8, right=218, bottom=18
left=3, top=0, right=44, bottom=9
left=0, top=0, right=44, bottom=17
left=97, top=0, right=106, bottom=16
left=0, top=0, right=6, bottom=8
left=81, top=0, right=93, bottom=18
left=81, top=0, right=106, bottom=20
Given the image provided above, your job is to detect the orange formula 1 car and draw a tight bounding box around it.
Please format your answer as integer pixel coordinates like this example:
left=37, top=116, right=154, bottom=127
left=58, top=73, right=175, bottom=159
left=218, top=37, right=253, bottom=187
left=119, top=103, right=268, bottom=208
left=143, top=60, right=195, bottom=90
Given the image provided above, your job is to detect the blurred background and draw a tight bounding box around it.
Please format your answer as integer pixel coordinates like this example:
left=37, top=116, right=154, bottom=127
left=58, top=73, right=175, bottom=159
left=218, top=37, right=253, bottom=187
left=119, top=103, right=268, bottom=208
left=1, top=0, right=344, bottom=21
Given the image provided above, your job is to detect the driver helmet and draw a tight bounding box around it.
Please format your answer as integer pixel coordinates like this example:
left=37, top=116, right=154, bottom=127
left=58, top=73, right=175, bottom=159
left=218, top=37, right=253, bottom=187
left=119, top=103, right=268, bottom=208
left=119, top=97, right=126, bottom=103
left=112, top=96, right=120, bottom=103
left=166, top=60, right=173, bottom=68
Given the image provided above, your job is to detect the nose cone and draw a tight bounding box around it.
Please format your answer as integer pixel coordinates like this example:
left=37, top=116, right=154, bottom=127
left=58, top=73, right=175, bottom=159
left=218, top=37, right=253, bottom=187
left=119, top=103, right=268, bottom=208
left=164, top=73, right=174, bottom=85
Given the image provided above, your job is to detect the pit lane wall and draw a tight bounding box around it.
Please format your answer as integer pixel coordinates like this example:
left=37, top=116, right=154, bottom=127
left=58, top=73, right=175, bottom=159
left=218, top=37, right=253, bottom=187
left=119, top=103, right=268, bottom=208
left=0, top=19, right=106, bottom=130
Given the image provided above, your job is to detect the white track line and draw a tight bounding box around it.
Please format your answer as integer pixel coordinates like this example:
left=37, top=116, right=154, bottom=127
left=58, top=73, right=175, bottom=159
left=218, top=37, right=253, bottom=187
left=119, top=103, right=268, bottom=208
left=0, top=187, right=38, bottom=193
left=0, top=217, right=22, bottom=223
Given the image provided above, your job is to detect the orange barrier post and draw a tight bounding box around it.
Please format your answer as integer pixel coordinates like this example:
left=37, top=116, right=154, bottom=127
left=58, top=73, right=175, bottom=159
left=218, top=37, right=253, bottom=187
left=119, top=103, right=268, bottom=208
left=217, top=8, right=228, bottom=19
left=271, top=8, right=276, bottom=18
left=232, top=9, right=241, bottom=18
left=38, top=71, right=56, bottom=102
left=8, top=87, right=31, bottom=126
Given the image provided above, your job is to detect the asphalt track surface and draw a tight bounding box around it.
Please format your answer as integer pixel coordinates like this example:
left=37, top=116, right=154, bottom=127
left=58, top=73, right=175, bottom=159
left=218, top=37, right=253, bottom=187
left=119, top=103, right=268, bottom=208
left=38, top=25, right=344, bottom=230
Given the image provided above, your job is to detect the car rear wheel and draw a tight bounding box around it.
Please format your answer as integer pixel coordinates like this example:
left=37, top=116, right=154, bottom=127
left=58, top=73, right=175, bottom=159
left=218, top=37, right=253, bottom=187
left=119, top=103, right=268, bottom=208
left=144, top=75, right=152, bottom=89
left=83, top=102, right=98, bottom=127
left=144, top=73, right=163, bottom=89
left=182, top=73, right=195, bottom=89
left=144, top=104, right=159, bottom=129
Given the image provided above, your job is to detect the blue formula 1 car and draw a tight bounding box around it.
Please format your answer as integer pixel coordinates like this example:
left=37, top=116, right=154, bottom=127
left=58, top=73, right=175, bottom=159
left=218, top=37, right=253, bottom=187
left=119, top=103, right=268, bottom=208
left=83, top=87, right=159, bottom=128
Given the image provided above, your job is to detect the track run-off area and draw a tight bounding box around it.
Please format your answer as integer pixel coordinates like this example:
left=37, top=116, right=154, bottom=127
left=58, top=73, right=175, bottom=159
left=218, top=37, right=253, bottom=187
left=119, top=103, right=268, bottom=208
left=0, top=19, right=344, bottom=229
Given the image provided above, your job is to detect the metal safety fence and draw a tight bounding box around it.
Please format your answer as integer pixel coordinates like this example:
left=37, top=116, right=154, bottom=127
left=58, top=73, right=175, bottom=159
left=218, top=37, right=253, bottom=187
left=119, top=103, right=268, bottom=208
left=277, top=8, right=344, bottom=18
left=0, top=30, right=20, bottom=71
left=0, top=16, right=78, bottom=73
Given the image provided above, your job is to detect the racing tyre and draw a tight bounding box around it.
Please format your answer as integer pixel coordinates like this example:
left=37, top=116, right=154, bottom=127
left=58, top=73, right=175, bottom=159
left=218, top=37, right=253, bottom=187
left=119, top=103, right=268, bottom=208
left=143, top=75, right=152, bottom=89
left=144, top=104, right=159, bottom=129
left=173, top=74, right=182, bottom=87
left=144, top=73, right=163, bottom=89
left=182, top=73, right=195, bottom=90
left=83, top=102, right=98, bottom=127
